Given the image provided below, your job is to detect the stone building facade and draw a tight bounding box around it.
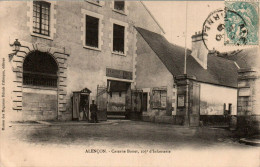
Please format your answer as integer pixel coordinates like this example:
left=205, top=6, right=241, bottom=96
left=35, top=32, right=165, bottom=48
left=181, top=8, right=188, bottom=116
left=220, top=48, right=260, bottom=134
left=0, top=1, right=164, bottom=121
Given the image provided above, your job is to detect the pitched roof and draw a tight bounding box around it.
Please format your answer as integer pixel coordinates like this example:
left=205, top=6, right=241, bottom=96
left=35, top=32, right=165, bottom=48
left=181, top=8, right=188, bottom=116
left=136, top=27, right=239, bottom=88
left=217, top=48, right=260, bottom=69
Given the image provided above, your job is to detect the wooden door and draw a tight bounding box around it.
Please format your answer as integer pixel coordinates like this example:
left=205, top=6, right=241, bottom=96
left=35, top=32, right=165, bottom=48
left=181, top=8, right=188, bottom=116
left=131, top=90, right=143, bottom=113
left=142, top=93, right=148, bottom=112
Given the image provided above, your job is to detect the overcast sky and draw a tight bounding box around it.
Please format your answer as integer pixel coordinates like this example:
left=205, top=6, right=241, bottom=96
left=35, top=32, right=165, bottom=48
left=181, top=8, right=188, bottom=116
left=143, top=1, right=253, bottom=51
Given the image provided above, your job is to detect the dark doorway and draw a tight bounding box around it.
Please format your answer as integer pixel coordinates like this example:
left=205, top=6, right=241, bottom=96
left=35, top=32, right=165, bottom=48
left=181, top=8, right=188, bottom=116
left=72, top=88, right=91, bottom=121
left=142, top=92, right=148, bottom=112
left=107, top=80, right=131, bottom=119
left=72, top=93, right=89, bottom=121
left=80, top=95, right=89, bottom=121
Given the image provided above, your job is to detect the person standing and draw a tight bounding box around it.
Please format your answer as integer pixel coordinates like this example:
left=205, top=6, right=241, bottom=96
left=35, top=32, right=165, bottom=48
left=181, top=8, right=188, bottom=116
left=90, top=100, right=98, bottom=123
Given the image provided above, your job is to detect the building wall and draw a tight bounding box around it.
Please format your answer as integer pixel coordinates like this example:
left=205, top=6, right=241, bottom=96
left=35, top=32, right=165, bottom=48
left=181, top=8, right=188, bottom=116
left=135, top=32, right=174, bottom=123
left=199, top=83, right=237, bottom=126
left=237, top=68, right=260, bottom=134
left=22, top=88, right=57, bottom=121
left=1, top=1, right=163, bottom=121
left=200, top=83, right=237, bottom=115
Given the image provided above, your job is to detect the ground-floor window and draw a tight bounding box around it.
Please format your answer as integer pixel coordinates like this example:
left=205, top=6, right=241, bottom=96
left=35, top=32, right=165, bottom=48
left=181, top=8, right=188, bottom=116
left=152, top=89, right=167, bottom=109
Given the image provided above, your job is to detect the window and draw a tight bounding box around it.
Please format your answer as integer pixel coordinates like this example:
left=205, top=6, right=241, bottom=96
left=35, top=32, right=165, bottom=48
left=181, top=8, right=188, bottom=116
left=85, top=15, right=99, bottom=48
left=82, top=9, right=103, bottom=50
left=33, top=1, right=50, bottom=36
left=152, top=90, right=167, bottom=109
left=23, top=51, right=58, bottom=88
left=113, top=24, right=125, bottom=53
left=110, top=19, right=128, bottom=55
left=114, top=1, right=125, bottom=12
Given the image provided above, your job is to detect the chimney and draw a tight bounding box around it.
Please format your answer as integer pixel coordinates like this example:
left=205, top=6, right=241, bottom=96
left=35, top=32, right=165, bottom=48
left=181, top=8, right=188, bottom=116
left=191, top=31, right=208, bottom=69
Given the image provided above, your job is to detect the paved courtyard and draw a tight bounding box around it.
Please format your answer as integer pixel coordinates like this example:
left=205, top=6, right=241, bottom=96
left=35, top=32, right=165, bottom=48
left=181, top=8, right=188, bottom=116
left=1, top=120, right=259, bottom=167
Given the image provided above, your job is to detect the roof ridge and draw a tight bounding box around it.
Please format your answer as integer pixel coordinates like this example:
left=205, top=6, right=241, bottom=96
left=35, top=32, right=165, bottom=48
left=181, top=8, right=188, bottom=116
left=140, top=1, right=165, bottom=34
left=209, top=53, right=237, bottom=64
left=135, top=27, right=183, bottom=75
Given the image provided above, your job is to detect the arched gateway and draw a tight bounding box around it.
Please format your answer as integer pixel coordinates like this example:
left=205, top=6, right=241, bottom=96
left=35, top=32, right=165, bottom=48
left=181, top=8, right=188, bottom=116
left=22, top=51, right=59, bottom=120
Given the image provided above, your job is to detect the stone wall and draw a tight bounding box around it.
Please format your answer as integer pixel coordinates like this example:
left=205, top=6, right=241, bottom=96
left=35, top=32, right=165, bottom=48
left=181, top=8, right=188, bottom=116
left=22, top=88, right=58, bottom=121
left=175, top=75, right=195, bottom=126
left=237, top=68, right=260, bottom=135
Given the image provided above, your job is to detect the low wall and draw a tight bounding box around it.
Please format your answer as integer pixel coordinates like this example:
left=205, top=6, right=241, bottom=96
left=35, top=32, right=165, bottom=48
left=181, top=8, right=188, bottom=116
left=237, top=115, right=260, bottom=135
left=142, top=115, right=174, bottom=124
left=200, top=115, right=229, bottom=126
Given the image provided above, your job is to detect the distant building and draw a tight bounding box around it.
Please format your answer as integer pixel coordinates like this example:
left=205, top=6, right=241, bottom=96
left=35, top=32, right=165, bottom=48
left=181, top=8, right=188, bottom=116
left=1, top=1, right=164, bottom=121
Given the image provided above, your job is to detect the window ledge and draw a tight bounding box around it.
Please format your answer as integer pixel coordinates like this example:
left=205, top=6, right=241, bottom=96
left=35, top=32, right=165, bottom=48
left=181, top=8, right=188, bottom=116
left=31, top=33, right=53, bottom=41
left=23, top=85, right=58, bottom=91
left=83, top=45, right=101, bottom=52
left=112, top=51, right=126, bottom=56
left=85, top=0, right=102, bottom=7
left=112, top=9, right=127, bottom=16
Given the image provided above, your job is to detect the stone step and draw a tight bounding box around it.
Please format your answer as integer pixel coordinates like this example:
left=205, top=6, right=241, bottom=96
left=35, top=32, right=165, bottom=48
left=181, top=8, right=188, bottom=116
left=107, top=111, right=126, bottom=116
left=107, top=115, right=126, bottom=119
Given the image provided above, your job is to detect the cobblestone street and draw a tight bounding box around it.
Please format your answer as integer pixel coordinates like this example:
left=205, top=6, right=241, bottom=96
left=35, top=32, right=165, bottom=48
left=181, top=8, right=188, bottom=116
left=1, top=120, right=259, bottom=167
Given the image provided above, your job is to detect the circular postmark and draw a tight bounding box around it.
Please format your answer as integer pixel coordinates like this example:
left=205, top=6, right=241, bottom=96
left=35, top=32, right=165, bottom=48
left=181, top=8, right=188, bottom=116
left=202, top=8, right=248, bottom=50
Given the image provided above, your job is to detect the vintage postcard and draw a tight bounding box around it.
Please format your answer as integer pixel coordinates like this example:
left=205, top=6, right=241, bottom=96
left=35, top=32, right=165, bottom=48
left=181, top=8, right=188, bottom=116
left=0, top=0, right=259, bottom=166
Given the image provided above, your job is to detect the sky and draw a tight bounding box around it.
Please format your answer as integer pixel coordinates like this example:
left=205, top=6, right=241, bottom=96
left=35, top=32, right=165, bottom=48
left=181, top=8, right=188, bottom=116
left=143, top=1, right=254, bottom=51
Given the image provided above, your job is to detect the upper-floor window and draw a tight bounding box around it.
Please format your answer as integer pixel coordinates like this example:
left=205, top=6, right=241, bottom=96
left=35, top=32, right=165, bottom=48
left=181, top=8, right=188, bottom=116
left=33, top=1, right=50, bottom=36
left=113, top=24, right=125, bottom=54
left=81, top=9, right=103, bottom=50
left=85, top=15, right=99, bottom=48
left=114, top=1, right=125, bottom=12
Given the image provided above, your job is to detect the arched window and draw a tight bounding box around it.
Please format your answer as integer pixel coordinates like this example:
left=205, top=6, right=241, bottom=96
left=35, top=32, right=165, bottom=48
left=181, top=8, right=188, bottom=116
left=23, top=51, right=58, bottom=88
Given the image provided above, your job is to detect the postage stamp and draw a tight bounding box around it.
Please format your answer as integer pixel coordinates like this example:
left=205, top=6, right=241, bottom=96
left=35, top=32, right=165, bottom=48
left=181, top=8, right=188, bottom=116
left=224, top=1, right=259, bottom=45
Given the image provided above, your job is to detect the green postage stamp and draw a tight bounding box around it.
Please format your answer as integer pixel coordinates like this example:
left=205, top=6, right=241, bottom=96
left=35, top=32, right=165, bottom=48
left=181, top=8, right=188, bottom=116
left=225, top=0, right=259, bottom=46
